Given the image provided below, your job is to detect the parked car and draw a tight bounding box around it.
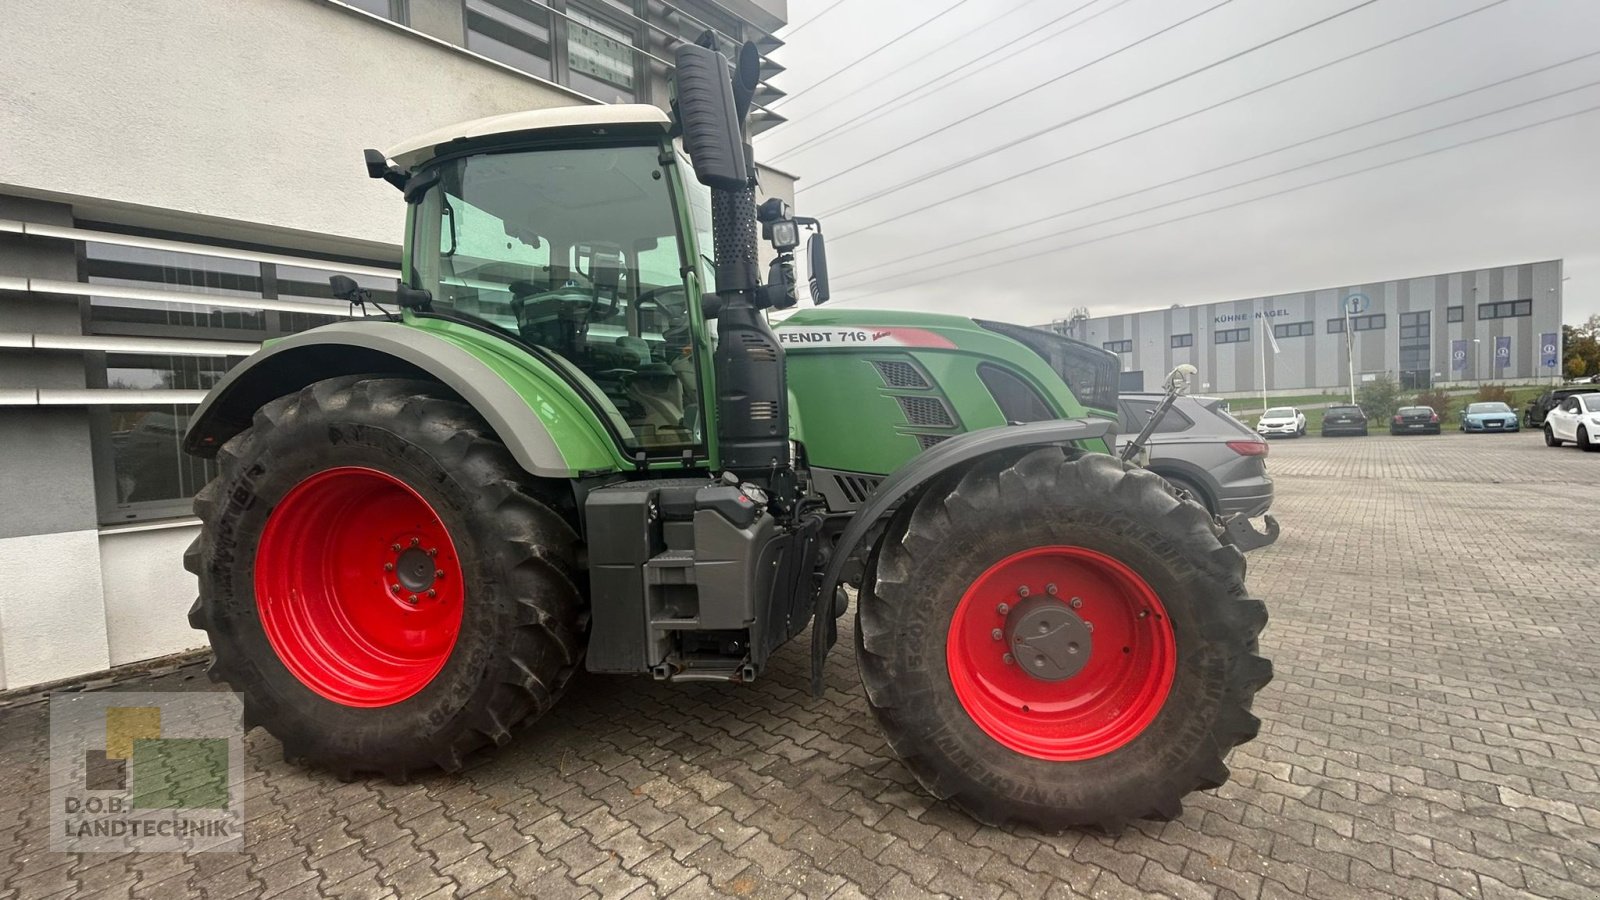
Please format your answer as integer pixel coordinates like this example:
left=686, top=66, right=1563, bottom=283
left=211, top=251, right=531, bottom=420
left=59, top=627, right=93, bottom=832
left=1256, top=406, right=1307, bottom=438
left=1543, top=392, right=1600, bottom=449
left=1390, top=405, right=1441, bottom=435
left=1321, top=405, right=1369, bottom=436
left=1461, top=401, right=1519, bottom=433
left=1524, top=387, right=1591, bottom=428
left=1116, top=393, right=1273, bottom=519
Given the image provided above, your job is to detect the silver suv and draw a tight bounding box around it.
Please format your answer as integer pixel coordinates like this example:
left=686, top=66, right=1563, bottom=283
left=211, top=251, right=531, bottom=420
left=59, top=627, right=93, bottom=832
left=1116, top=394, right=1274, bottom=519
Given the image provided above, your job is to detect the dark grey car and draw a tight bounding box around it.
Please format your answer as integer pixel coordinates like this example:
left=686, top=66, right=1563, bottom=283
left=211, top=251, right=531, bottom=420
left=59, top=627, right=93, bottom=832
left=1116, top=394, right=1273, bottom=519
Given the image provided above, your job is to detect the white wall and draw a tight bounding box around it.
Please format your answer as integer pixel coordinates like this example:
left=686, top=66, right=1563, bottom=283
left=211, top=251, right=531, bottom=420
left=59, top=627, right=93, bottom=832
left=0, top=0, right=593, bottom=249
left=99, top=524, right=207, bottom=669
left=0, top=531, right=110, bottom=689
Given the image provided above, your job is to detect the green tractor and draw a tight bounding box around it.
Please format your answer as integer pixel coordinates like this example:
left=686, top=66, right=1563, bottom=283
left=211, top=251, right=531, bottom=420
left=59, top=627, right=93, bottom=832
left=183, top=38, right=1271, bottom=830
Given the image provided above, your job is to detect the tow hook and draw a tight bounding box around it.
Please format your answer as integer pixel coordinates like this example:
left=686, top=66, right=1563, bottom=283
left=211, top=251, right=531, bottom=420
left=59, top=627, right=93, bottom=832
left=1223, top=513, right=1280, bottom=552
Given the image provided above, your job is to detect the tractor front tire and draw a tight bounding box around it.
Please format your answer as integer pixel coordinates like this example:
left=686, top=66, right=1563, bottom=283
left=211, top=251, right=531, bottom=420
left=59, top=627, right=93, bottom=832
left=858, top=448, right=1270, bottom=831
left=186, top=376, right=586, bottom=779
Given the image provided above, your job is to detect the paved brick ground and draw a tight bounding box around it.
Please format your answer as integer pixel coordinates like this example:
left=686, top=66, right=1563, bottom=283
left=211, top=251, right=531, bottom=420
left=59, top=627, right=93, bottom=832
left=2, top=430, right=1598, bottom=899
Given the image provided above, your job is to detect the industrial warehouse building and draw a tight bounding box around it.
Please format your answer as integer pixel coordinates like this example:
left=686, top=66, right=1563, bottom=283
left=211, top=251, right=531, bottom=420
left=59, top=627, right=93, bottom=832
left=0, top=0, right=793, bottom=690
left=1059, top=260, right=1565, bottom=395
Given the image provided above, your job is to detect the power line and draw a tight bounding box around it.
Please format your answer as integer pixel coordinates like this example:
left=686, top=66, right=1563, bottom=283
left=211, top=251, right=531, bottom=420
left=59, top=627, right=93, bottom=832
left=830, top=36, right=1593, bottom=282
left=765, top=0, right=1120, bottom=160
left=797, top=0, right=1243, bottom=195
left=824, top=0, right=1510, bottom=235
left=781, top=0, right=853, bottom=40
left=837, top=76, right=1600, bottom=294
left=832, top=100, right=1600, bottom=305
left=771, top=0, right=978, bottom=109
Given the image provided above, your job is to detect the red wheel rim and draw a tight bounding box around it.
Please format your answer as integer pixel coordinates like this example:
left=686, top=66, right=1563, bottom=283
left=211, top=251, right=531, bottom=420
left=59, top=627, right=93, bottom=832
left=255, top=467, right=464, bottom=707
left=945, top=546, right=1176, bottom=760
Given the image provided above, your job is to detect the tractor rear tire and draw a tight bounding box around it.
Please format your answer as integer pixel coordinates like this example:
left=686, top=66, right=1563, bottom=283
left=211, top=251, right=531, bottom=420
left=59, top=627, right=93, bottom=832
left=186, top=376, right=586, bottom=779
left=857, top=448, right=1270, bottom=831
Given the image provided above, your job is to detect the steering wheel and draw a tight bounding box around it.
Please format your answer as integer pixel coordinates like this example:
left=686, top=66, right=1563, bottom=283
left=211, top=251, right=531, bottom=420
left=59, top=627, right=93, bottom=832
left=636, top=285, right=689, bottom=322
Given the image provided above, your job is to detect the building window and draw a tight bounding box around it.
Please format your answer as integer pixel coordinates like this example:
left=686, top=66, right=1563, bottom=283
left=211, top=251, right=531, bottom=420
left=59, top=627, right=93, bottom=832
left=79, top=230, right=397, bottom=524
left=1327, top=318, right=1344, bottom=333
left=1170, top=333, right=1193, bottom=348
left=566, top=5, right=640, bottom=103
left=1479, top=299, right=1532, bottom=319
left=1447, top=305, right=1464, bottom=322
left=466, top=0, right=555, bottom=81
left=1215, top=328, right=1250, bottom=344
left=1103, top=339, right=1132, bottom=353
left=1273, top=321, right=1314, bottom=338
left=1353, top=314, right=1385, bottom=331
left=1399, top=311, right=1430, bottom=341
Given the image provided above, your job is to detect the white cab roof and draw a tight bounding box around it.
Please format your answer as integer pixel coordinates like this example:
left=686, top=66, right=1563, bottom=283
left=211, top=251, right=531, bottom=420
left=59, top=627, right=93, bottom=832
left=386, top=104, right=671, bottom=169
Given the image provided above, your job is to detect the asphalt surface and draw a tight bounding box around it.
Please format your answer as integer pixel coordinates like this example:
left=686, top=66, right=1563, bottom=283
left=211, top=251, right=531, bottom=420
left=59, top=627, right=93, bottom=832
left=1, top=430, right=1597, bottom=899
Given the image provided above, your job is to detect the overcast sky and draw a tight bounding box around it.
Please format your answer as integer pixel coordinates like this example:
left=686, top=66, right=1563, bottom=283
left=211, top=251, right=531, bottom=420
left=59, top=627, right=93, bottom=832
left=758, top=0, right=1600, bottom=326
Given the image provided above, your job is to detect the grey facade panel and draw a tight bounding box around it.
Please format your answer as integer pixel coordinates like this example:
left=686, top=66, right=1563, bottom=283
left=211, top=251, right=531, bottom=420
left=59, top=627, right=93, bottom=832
left=1072, top=260, right=1563, bottom=395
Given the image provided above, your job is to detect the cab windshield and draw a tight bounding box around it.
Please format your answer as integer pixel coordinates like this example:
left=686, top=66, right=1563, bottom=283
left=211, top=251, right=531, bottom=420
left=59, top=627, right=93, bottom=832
left=411, top=143, right=703, bottom=450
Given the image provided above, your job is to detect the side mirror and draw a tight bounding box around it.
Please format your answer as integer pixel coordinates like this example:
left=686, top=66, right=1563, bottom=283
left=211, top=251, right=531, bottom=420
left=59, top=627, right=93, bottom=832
left=807, top=232, right=831, bottom=305
left=329, top=275, right=366, bottom=302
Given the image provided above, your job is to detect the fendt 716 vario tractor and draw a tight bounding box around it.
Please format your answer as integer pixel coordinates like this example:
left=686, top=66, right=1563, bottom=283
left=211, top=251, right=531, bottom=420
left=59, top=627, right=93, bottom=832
left=182, top=38, right=1271, bottom=830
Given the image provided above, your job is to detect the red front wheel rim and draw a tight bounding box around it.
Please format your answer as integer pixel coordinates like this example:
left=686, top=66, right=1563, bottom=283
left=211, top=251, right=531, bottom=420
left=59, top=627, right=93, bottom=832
left=255, top=467, right=465, bottom=707
left=945, top=546, right=1177, bottom=760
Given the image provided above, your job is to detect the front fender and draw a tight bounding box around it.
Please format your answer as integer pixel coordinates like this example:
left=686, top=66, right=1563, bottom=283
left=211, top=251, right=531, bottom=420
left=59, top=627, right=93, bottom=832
left=183, top=320, right=622, bottom=478
left=808, top=417, right=1115, bottom=694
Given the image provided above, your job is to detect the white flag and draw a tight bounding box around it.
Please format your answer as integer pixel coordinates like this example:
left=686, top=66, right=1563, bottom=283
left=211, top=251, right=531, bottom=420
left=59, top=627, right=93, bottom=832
left=1263, top=317, right=1281, bottom=354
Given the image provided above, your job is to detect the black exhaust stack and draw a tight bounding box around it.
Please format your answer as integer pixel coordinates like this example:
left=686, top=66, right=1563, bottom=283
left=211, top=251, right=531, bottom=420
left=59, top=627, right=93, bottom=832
left=673, top=36, right=793, bottom=496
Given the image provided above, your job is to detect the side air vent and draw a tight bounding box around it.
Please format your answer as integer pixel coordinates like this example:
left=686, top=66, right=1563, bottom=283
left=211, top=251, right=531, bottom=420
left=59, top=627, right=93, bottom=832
left=916, top=434, right=950, bottom=451
left=872, top=359, right=929, bottom=389
left=897, top=395, right=954, bottom=427
left=832, top=472, right=883, bottom=504
left=740, top=332, right=778, bottom=362
left=749, top=401, right=779, bottom=420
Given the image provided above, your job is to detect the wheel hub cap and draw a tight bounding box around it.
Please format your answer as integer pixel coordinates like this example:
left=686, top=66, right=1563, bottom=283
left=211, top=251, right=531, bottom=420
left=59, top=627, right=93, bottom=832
left=1005, top=597, right=1092, bottom=681
left=945, top=546, right=1177, bottom=760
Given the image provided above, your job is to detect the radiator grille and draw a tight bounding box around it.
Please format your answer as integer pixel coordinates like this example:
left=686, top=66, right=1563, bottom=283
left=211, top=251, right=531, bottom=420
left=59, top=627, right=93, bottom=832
left=872, top=360, right=929, bottom=389
left=897, top=395, right=954, bottom=427
left=917, top=434, right=950, bottom=451
left=749, top=401, right=778, bottom=420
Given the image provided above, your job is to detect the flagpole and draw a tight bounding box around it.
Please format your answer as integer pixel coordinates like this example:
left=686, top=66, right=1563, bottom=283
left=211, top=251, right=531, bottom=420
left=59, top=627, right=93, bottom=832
left=1259, top=314, right=1268, bottom=414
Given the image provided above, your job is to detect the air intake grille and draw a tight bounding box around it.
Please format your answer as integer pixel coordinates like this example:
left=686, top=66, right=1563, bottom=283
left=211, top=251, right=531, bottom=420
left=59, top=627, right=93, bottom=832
left=749, top=401, right=778, bottom=420
left=917, top=434, right=950, bottom=451
left=833, top=473, right=883, bottom=504
left=740, top=332, right=778, bottom=362
left=872, top=360, right=929, bottom=389
left=897, top=396, right=954, bottom=427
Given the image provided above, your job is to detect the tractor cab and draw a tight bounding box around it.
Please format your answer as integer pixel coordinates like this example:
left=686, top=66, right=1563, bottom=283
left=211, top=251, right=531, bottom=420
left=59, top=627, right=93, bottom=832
left=390, top=106, right=714, bottom=452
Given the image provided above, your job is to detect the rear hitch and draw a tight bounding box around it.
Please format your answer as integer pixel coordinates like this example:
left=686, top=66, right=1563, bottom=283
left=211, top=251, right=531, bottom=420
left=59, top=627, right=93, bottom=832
left=1223, top=513, right=1280, bottom=552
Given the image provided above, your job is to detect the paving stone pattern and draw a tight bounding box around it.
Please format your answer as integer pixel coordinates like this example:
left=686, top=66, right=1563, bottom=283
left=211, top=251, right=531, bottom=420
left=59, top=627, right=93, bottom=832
left=1, top=430, right=1597, bottom=898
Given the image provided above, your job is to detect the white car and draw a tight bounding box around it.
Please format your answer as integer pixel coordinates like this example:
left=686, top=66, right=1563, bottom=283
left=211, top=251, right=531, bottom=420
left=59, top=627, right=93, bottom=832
left=1543, top=392, right=1600, bottom=450
left=1256, top=406, right=1306, bottom=438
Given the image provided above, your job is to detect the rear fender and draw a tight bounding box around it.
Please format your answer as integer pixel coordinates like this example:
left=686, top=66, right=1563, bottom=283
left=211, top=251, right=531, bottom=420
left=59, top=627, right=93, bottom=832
left=183, top=320, right=620, bottom=478
left=808, top=418, right=1114, bottom=694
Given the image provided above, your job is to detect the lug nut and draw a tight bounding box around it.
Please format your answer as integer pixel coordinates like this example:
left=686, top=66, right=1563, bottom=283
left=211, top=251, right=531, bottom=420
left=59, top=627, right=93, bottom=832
left=991, top=628, right=1003, bottom=640
left=1002, top=653, right=1014, bottom=665
left=384, top=562, right=394, bottom=571
left=1017, top=586, right=1030, bottom=598
left=996, top=603, right=1010, bottom=615
left=1046, top=583, right=1058, bottom=595
left=1084, top=621, right=1094, bottom=632
left=411, top=537, right=420, bottom=547
left=407, top=594, right=418, bottom=604
left=389, top=584, right=400, bottom=593
left=391, top=543, right=401, bottom=552
left=427, top=548, right=438, bottom=557
left=1069, top=597, right=1083, bottom=609
left=427, top=589, right=437, bottom=598
left=435, top=569, right=445, bottom=579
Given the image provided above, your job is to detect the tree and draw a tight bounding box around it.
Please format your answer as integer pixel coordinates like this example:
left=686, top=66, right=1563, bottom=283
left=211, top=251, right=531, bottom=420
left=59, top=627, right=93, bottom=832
left=1356, top=372, right=1403, bottom=422
left=1564, top=314, right=1600, bottom=380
